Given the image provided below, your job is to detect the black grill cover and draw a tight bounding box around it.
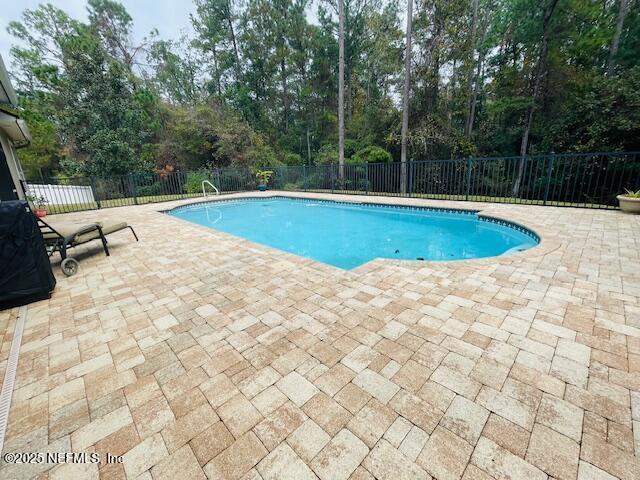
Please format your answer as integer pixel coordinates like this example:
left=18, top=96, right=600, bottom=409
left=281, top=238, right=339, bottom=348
left=0, top=200, right=56, bottom=309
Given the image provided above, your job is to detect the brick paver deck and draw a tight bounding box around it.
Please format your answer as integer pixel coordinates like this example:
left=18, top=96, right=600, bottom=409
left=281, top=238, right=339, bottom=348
left=1, top=191, right=638, bottom=479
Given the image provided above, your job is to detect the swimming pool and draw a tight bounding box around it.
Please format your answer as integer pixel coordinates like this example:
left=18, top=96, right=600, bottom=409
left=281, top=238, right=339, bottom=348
left=168, top=197, right=539, bottom=269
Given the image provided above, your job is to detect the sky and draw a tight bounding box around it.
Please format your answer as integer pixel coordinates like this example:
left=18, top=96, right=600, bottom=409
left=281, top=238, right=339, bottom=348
left=0, top=0, right=322, bottom=73
left=0, top=0, right=199, bottom=70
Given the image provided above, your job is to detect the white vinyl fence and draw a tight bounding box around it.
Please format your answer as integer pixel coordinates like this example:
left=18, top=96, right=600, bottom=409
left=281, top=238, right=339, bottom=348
left=26, top=183, right=95, bottom=205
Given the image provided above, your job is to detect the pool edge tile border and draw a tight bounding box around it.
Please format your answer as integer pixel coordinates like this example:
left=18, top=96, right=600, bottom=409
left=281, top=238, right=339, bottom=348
left=161, top=194, right=481, bottom=216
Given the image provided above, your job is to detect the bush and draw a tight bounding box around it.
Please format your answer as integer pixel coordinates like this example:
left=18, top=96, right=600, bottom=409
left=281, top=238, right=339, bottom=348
left=137, top=182, right=164, bottom=196
left=315, top=144, right=338, bottom=165
left=219, top=169, right=253, bottom=191
left=283, top=152, right=303, bottom=166
left=344, top=139, right=358, bottom=159
left=283, top=182, right=302, bottom=190
left=247, top=142, right=281, bottom=168
left=185, top=170, right=213, bottom=194
left=350, top=145, right=393, bottom=165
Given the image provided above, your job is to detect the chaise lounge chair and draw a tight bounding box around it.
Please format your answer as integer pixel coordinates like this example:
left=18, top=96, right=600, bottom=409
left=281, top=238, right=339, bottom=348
left=38, top=218, right=138, bottom=276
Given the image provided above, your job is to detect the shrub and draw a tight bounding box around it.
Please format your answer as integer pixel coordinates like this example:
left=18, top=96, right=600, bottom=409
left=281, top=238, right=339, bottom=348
left=185, top=170, right=213, bottom=194
left=344, top=139, right=358, bottom=159
left=218, top=169, right=252, bottom=191
left=350, top=146, right=393, bottom=164
left=283, top=152, right=303, bottom=166
left=137, top=183, right=164, bottom=196
left=283, top=182, right=302, bottom=190
left=247, top=142, right=280, bottom=168
left=315, top=144, right=338, bottom=164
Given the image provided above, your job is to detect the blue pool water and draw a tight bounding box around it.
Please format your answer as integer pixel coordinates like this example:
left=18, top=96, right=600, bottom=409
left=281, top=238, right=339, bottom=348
left=168, top=198, right=538, bottom=269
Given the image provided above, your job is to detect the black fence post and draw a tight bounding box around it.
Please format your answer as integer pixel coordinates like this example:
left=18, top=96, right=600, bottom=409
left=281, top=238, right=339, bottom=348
left=543, top=152, right=555, bottom=206
left=465, top=156, right=473, bottom=201
left=408, top=160, right=413, bottom=197
left=90, top=176, right=101, bottom=209
left=129, top=173, right=138, bottom=205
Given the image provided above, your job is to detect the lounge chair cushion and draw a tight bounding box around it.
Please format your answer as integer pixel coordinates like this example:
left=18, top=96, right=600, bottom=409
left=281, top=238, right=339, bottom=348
left=43, top=221, right=128, bottom=245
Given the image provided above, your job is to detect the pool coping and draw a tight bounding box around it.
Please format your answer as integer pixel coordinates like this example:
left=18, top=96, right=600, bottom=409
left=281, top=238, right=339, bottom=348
left=160, top=193, right=544, bottom=271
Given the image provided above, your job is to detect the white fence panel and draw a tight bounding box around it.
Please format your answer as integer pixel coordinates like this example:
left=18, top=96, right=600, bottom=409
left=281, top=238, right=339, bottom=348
left=26, top=183, right=95, bottom=205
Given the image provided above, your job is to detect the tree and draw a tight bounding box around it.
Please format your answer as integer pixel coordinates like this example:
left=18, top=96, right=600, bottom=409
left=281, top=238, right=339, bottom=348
left=608, top=0, right=629, bottom=75
left=7, top=4, right=79, bottom=91
left=59, top=25, right=159, bottom=175
left=147, top=37, right=203, bottom=105
left=14, top=93, right=63, bottom=178
left=338, top=0, right=345, bottom=179
left=87, top=0, right=147, bottom=73
left=156, top=103, right=261, bottom=169
left=8, top=0, right=640, bottom=180
left=192, top=0, right=243, bottom=96
left=512, top=0, right=560, bottom=196
left=400, top=0, right=413, bottom=193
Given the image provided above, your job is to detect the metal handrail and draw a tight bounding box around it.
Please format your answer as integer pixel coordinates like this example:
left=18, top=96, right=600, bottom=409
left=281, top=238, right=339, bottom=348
left=202, top=180, right=220, bottom=197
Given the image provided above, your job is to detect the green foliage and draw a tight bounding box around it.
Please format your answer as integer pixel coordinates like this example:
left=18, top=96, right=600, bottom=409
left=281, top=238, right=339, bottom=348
left=184, top=170, right=214, bottom=194
left=314, top=144, right=338, bottom=165
left=8, top=0, right=640, bottom=181
left=247, top=141, right=280, bottom=168
left=26, top=194, right=48, bottom=209
left=136, top=182, right=165, bottom=196
left=255, top=169, right=274, bottom=185
left=350, top=146, right=393, bottom=164
left=283, top=153, right=302, bottom=166
left=15, top=94, right=63, bottom=178
left=623, top=189, right=640, bottom=198
left=157, top=103, right=258, bottom=170
left=545, top=68, right=640, bottom=153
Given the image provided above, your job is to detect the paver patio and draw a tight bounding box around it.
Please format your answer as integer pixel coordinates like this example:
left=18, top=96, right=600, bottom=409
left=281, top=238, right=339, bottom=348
left=0, top=191, right=639, bottom=480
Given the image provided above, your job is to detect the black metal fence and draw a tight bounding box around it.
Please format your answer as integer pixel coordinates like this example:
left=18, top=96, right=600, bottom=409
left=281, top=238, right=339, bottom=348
left=24, top=152, right=640, bottom=214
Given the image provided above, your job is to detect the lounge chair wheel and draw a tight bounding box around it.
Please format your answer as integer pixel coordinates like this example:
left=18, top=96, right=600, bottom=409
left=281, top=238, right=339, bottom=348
left=61, top=257, right=79, bottom=276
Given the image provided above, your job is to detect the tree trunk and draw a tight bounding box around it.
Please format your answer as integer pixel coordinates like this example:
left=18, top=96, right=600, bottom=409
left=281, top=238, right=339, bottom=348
left=512, top=0, right=559, bottom=197
left=212, top=47, right=222, bottom=97
left=226, top=7, right=241, bottom=85
left=281, top=58, right=288, bottom=133
left=607, top=0, right=628, bottom=75
left=307, top=127, right=311, bottom=164
left=400, top=0, right=413, bottom=194
left=466, top=48, right=485, bottom=137
left=338, top=0, right=345, bottom=180
left=464, top=0, right=480, bottom=137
